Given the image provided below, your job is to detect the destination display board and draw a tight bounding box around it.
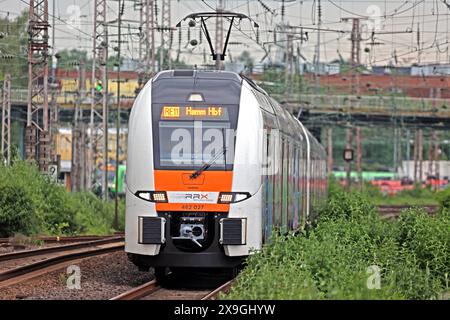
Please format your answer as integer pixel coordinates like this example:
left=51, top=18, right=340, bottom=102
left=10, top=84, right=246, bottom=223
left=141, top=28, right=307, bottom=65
left=160, top=105, right=229, bottom=121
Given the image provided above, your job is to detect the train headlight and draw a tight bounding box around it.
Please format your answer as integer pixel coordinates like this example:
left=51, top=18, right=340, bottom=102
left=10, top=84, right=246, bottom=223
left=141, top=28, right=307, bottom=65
left=218, top=192, right=251, bottom=204
left=188, top=93, right=204, bottom=102
left=135, top=191, right=168, bottom=203
left=219, top=193, right=234, bottom=203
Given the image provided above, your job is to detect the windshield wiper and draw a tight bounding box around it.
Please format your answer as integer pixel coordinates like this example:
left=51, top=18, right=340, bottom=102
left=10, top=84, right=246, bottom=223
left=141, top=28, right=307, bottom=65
left=190, top=148, right=227, bottom=180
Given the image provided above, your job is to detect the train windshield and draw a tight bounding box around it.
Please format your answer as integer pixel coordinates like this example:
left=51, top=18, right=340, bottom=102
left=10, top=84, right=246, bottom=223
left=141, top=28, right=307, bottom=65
left=153, top=104, right=239, bottom=170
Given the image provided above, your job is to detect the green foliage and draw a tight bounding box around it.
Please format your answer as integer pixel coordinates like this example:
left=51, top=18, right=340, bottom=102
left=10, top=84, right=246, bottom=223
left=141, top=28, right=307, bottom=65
left=0, top=184, right=37, bottom=237
left=56, top=49, right=90, bottom=70
left=0, top=11, right=29, bottom=87
left=0, top=161, right=124, bottom=237
left=436, top=187, right=450, bottom=210
left=226, top=188, right=450, bottom=300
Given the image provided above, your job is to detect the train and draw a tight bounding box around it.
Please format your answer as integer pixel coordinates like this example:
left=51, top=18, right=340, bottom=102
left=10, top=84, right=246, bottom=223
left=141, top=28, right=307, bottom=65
left=125, top=70, right=328, bottom=281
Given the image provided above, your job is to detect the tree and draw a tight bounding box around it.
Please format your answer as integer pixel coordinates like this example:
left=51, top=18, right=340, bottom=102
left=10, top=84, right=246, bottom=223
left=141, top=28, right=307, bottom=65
left=238, top=50, right=254, bottom=72
left=0, top=11, right=29, bottom=87
left=56, top=49, right=90, bottom=70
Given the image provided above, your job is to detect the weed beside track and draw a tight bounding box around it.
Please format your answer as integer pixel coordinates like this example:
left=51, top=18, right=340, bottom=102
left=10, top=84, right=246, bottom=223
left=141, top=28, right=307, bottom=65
left=226, top=191, right=449, bottom=300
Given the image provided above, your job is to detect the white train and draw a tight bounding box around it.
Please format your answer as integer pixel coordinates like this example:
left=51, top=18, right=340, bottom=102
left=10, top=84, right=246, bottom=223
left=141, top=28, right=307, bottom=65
left=125, top=70, right=327, bottom=281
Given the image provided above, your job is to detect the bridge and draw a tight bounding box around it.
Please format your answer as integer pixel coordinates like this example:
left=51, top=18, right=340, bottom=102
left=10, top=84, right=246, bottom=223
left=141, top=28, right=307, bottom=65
left=274, top=93, right=450, bottom=130
left=6, top=89, right=450, bottom=129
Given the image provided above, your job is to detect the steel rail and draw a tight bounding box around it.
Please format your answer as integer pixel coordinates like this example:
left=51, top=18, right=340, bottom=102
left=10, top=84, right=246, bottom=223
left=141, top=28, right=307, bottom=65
left=201, top=280, right=234, bottom=300
left=0, top=241, right=124, bottom=288
left=111, top=279, right=234, bottom=301
left=110, top=280, right=160, bottom=300
left=0, top=236, right=124, bottom=262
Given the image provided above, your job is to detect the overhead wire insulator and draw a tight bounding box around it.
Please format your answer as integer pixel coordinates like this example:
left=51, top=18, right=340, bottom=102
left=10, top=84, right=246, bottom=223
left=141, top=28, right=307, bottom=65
left=257, top=0, right=275, bottom=15
left=256, top=28, right=260, bottom=44
left=120, top=0, right=125, bottom=16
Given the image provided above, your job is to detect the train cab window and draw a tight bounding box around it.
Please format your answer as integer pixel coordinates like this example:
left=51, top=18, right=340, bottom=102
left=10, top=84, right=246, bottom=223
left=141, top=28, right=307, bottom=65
left=153, top=104, right=239, bottom=170
left=158, top=120, right=231, bottom=168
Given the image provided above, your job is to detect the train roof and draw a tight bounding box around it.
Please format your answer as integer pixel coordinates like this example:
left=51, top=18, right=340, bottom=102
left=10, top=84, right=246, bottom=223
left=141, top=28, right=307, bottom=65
left=153, top=69, right=243, bottom=83
left=151, top=70, right=243, bottom=105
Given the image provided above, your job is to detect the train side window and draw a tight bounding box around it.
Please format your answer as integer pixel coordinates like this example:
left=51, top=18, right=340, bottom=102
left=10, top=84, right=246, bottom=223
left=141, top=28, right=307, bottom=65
left=276, top=136, right=284, bottom=229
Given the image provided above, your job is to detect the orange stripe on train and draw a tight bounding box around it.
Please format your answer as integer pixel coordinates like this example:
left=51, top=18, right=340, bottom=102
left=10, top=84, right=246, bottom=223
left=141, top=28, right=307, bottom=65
left=154, top=170, right=233, bottom=212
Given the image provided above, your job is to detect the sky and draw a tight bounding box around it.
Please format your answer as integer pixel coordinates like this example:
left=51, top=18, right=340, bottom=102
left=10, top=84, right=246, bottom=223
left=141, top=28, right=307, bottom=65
left=2, top=0, right=450, bottom=67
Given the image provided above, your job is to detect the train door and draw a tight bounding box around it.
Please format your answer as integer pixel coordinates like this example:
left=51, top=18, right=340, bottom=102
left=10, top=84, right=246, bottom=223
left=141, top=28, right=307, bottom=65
left=293, top=146, right=300, bottom=230
left=287, top=141, right=294, bottom=230
left=301, top=143, right=308, bottom=226
left=263, top=128, right=275, bottom=242
left=281, top=136, right=288, bottom=233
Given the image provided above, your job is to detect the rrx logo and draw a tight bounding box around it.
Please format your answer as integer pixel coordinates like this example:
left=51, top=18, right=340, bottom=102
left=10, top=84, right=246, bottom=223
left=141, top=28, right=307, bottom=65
left=185, top=193, right=208, bottom=200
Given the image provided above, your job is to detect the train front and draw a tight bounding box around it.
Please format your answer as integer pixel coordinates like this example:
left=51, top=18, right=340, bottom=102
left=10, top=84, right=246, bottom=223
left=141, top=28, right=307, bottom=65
left=125, top=70, right=263, bottom=272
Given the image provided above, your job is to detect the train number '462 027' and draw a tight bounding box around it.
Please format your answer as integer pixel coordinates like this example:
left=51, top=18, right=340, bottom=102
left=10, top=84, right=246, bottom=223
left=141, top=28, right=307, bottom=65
left=181, top=204, right=205, bottom=210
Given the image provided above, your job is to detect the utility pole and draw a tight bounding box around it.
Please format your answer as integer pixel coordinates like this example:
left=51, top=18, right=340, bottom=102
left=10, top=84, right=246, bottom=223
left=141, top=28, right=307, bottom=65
left=346, top=17, right=363, bottom=188
left=428, top=131, right=434, bottom=179
left=414, top=129, right=419, bottom=183
left=393, top=127, right=398, bottom=173
left=159, top=0, right=171, bottom=71
left=50, top=0, right=58, bottom=165
left=138, top=0, right=155, bottom=89
left=1, top=74, right=11, bottom=165
left=314, top=0, right=322, bottom=93
left=326, top=127, right=333, bottom=174
left=26, top=0, right=51, bottom=173
left=418, top=129, right=423, bottom=182
left=90, top=0, right=109, bottom=200
left=406, top=129, right=411, bottom=179
left=356, top=127, right=362, bottom=188
left=114, top=0, right=124, bottom=230
left=434, top=131, right=440, bottom=190
left=285, top=33, right=294, bottom=93
left=215, top=0, right=224, bottom=70
left=71, top=61, right=87, bottom=192
left=428, top=130, right=439, bottom=189
left=345, top=125, right=353, bottom=190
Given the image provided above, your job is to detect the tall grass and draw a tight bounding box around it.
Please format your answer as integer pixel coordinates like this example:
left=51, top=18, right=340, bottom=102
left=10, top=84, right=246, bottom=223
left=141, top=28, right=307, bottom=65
left=225, top=185, right=450, bottom=300
left=0, top=161, right=124, bottom=237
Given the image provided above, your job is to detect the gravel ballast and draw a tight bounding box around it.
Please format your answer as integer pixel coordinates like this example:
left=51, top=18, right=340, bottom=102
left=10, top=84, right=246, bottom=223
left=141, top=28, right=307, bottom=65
left=0, top=251, right=154, bottom=300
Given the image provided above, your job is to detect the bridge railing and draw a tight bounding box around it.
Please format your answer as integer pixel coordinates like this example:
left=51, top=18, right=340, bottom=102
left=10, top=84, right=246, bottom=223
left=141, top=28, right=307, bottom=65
left=9, top=89, right=450, bottom=115
left=275, top=93, right=450, bottom=115
left=9, top=88, right=136, bottom=107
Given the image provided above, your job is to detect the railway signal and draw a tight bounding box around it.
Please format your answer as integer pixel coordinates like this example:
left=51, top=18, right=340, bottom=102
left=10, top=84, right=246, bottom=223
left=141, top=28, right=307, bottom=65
left=96, top=81, right=104, bottom=93
left=343, top=148, right=354, bottom=162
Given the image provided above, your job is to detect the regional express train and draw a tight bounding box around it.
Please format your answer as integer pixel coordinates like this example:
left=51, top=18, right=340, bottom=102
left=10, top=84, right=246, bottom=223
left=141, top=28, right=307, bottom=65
left=125, top=70, right=327, bottom=280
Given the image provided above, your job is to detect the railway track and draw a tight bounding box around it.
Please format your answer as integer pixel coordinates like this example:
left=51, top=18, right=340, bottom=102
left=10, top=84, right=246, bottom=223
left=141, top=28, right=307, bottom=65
left=0, top=236, right=124, bottom=289
left=377, top=205, right=439, bottom=218
left=0, top=234, right=123, bottom=245
left=110, top=279, right=234, bottom=301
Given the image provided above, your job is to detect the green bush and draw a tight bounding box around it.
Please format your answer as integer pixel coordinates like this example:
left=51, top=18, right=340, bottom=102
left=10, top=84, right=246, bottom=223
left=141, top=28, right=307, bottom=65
left=436, top=187, right=450, bottom=210
left=0, top=161, right=124, bottom=237
left=226, top=188, right=450, bottom=300
left=0, top=184, right=37, bottom=237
